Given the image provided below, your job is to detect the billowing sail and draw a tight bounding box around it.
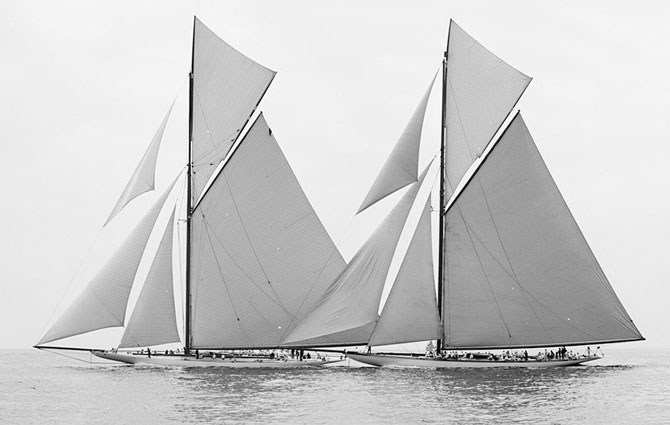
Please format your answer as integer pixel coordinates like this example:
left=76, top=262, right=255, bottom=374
left=369, top=197, right=440, bottom=346
left=444, top=20, right=531, bottom=199
left=284, top=165, right=430, bottom=347
left=189, top=113, right=346, bottom=349
left=38, top=178, right=178, bottom=345
left=191, top=17, right=276, bottom=203
left=442, top=113, right=643, bottom=349
left=105, top=101, right=175, bottom=226
left=357, top=73, right=437, bottom=213
left=119, top=209, right=180, bottom=348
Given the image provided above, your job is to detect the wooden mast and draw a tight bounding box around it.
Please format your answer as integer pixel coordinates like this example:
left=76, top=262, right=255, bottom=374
left=436, top=26, right=450, bottom=354
left=185, top=16, right=196, bottom=355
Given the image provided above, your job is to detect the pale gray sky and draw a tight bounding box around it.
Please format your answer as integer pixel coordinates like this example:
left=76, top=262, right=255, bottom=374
left=1, top=0, right=668, bottom=349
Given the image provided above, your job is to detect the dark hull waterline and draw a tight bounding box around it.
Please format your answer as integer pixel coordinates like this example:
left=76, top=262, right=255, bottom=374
left=347, top=353, right=601, bottom=368
left=94, top=351, right=338, bottom=368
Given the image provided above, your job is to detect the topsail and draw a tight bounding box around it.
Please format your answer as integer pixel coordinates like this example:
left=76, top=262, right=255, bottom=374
left=444, top=21, right=531, bottom=199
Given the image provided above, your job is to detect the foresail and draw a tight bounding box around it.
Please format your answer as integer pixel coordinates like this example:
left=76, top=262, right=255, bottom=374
left=119, top=209, right=180, bottom=349
left=442, top=113, right=643, bottom=349
left=191, top=17, right=276, bottom=204
left=370, top=197, right=440, bottom=346
left=357, top=72, right=437, bottom=213
left=283, top=165, right=430, bottom=347
left=444, top=20, right=531, bottom=200
left=105, top=100, right=175, bottom=226
left=189, top=114, right=346, bottom=349
left=38, top=177, right=179, bottom=345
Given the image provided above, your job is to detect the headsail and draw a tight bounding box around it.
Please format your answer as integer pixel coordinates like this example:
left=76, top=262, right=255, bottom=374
left=444, top=20, right=531, bottom=199
left=105, top=101, right=175, bottom=226
left=189, top=113, right=346, bottom=349
left=357, top=73, right=437, bottom=213
left=190, top=17, right=276, bottom=204
left=119, top=209, right=180, bottom=348
left=38, top=177, right=179, bottom=345
left=369, top=197, right=441, bottom=346
left=284, top=165, right=431, bottom=347
left=442, top=113, right=643, bottom=349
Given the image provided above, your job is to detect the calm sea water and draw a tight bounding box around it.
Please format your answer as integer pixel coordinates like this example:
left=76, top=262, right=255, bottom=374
left=1, top=347, right=668, bottom=424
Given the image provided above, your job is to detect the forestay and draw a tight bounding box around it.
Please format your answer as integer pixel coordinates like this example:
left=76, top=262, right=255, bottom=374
left=189, top=114, right=346, bottom=349
left=190, top=17, right=276, bottom=204
left=38, top=178, right=179, bottom=345
left=442, top=113, right=643, bottom=349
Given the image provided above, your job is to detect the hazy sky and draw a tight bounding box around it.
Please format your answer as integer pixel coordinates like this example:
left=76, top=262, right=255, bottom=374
left=1, top=0, right=668, bottom=349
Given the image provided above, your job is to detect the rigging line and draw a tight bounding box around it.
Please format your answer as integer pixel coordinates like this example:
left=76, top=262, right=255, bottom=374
left=190, top=84, right=225, bottom=165
left=198, top=212, right=292, bottom=316
left=278, top=213, right=357, bottom=342
left=245, top=297, right=287, bottom=341
left=188, top=205, right=208, bottom=340
left=41, top=349, right=97, bottom=364
left=175, top=174, right=188, bottom=337
left=219, top=169, right=273, bottom=288
left=454, top=202, right=514, bottom=341
left=37, top=227, right=103, bottom=342
left=457, top=206, right=597, bottom=341
left=200, top=214, right=253, bottom=347
left=444, top=72, right=468, bottom=197
left=472, top=173, right=554, bottom=342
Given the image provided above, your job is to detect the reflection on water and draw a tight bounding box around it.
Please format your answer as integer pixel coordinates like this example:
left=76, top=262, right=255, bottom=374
left=165, top=363, right=645, bottom=425
left=2, top=349, right=668, bottom=425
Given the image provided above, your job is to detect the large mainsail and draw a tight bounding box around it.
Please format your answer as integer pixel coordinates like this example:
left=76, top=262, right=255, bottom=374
left=119, top=209, right=180, bottom=348
left=189, top=113, right=346, bottom=349
left=284, top=166, right=430, bottom=347
left=190, top=17, right=276, bottom=204
left=444, top=20, right=531, bottom=199
left=38, top=178, right=178, bottom=345
left=442, top=113, right=643, bottom=349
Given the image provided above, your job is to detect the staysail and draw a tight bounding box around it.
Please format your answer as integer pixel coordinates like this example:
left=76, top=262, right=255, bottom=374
left=369, top=197, right=441, bottom=346
left=38, top=177, right=179, bottom=345
left=105, top=101, right=175, bottom=226
left=119, top=209, right=180, bottom=348
left=284, top=165, right=430, bottom=347
left=444, top=20, right=531, bottom=199
left=357, top=73, right=437, bottom=213
left=190, top=17, right=276, bottom=204
left=442, top=113, right=643, bottom=349
left=189, top=113, right=346, bottom=349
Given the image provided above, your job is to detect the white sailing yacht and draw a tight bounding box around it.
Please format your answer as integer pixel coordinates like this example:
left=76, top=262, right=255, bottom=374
left=36, top=17, right=643, bottom=369
left=34, top=17, right=348, bottom=367
left=280, top=20, right=644, bottom=368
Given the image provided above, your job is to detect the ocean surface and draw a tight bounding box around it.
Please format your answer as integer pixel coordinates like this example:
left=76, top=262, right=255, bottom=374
left=2, top=347, right=668, bottom=424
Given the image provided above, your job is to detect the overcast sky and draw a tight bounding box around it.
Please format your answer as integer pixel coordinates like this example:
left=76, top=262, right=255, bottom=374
left=1, top=0, right=668, bottom=349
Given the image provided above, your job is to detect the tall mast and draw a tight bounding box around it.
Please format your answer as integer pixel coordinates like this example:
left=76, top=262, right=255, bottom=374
left=436, top=46, right=448, bottom=354
left=185, top=16, right=196, bottom=355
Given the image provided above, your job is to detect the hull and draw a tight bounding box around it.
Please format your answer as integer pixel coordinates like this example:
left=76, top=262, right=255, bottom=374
left=93, top=351, right=336, bottom=368
left=347, top=353, right=601, bottom=368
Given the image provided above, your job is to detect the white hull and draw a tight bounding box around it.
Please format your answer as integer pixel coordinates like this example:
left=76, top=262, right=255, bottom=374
left=347, top=353, right=601, bottom=368
left=93, top=351, right=335, bottom=368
